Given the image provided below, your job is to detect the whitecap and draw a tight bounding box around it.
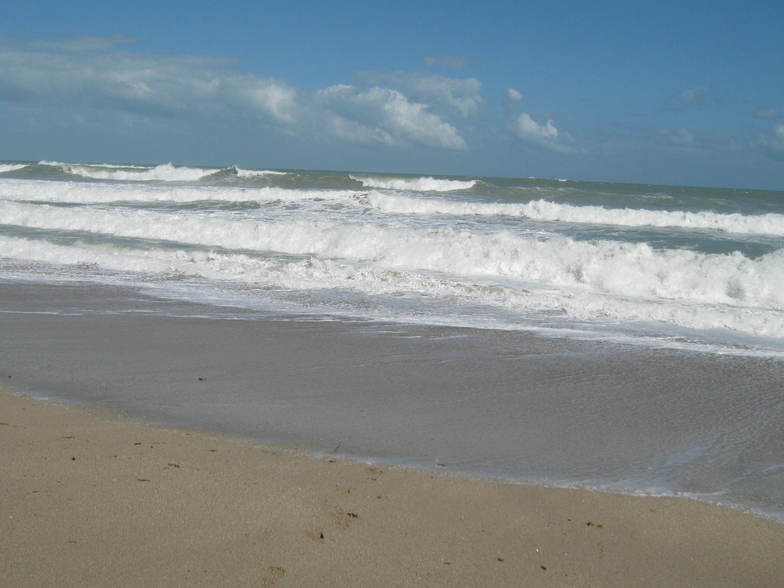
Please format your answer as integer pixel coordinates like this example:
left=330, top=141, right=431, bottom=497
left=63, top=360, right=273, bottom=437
left=350, top=175, right=476, bottom=192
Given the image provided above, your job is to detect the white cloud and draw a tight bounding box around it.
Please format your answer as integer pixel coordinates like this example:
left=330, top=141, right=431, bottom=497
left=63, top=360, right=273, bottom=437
left=356, top=71, right=481, bottom=116
left=0, top=39, right=298, bottom=124
left=423, top=56, right=468, bottom=69
left=507, top=88, right=523, bottom=102
left=760, top=124, right=784, bottom=158
left=317, top=85, right=467, bottom=150
left=512, top=112, right=573, bottom=153
left=322, top=113, right=396, bottom=146
left=681, top=87, right=707, bottom=104
left=1, top=37, right=474, bottom=152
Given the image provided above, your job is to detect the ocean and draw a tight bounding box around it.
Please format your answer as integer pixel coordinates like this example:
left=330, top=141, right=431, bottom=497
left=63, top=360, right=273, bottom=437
left=1, top=160, right=783, bottom=519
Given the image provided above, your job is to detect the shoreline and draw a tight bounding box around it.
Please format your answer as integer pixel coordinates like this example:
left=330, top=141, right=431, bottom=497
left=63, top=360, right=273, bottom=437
left=3, top=279, right=784, bottom=524
left=10, top=378, right=783, bottom=527
left=3, top=385, right=784, bottom=587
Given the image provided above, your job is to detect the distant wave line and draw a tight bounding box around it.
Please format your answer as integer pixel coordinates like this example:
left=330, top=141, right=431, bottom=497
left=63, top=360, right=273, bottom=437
left=350, top=175, right=477, bottom=192
left=0, top=178, right=360, bottom=204
left=367, top=192, right=784, bottom=236
left=37, top=161, right=289, bottom=182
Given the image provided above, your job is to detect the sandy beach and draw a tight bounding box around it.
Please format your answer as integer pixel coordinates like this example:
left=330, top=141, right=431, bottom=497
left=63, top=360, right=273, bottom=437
left=2, top=386, right=783, bottom=587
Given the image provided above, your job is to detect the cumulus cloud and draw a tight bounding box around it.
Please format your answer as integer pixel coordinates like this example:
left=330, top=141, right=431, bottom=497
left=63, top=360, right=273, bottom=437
left=681, top=87, right=708, bottom=104
left=512, top=112, right=573, bottom=153
left=760, top=124, right=784, bottom=158
left=754, top=107, right=780, bottom=120
left=0, top=36, right=475, bottom=153
left=423, top=56, right=468, bottom=69
left=316, top=85, right=466, bottom=150
left=0, top=38, right=298, bottom=124
left=355, top=71, right=481, bottom=116
left=507, top=88, right=523, bottom=101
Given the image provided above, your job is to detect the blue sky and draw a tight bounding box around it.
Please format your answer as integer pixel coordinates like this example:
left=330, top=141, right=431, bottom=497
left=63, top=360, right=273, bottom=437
left=1, top=0, right=782, bottom=188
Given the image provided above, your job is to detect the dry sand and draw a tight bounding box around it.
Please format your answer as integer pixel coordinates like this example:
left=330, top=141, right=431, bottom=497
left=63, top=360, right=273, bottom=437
left=2, top=385, right=783, bottom=587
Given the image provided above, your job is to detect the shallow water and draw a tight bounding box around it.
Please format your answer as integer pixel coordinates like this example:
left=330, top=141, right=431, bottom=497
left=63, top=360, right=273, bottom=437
left=1, top=280, right=782, bottom=522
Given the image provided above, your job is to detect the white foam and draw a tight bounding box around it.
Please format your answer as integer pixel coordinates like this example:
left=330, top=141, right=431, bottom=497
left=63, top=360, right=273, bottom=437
left=41, top=161, right=218, bottom=181
left=0, top=164, right=27, bottom=173
left=3, top=201, right=783, bottom=338
left=0, top=178, right=360, bottom=204
left=233, top=167, right=289, bottom=177
left=366, top=192, right=784, bottom=236
left=4, top=230, right=783, bottom=341
left=39, top=160, right=148, bottom=170
left=350, top=175, right=476, bottom=191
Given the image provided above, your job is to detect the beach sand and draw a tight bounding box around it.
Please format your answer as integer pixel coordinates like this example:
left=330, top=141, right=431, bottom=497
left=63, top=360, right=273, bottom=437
left=2, top=386, right=784, bottom=588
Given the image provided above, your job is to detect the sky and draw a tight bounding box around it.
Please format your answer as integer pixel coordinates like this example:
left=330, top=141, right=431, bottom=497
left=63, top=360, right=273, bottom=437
left=1, top=0, right=782, bottom=189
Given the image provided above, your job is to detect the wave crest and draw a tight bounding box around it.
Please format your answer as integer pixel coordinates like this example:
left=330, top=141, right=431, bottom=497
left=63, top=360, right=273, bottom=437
left=350, top=175, right=476, bottom=191
left=0, top=178, right=360, bottom=204
left=3, top=226, right=783, bottom=340
left=367, top=192, right=784, bottom=236
left=0, top=164, right=28, bottom=173
left=232, top=166, right=289, bottom=178
left=40, top=161, right=219, bottom=182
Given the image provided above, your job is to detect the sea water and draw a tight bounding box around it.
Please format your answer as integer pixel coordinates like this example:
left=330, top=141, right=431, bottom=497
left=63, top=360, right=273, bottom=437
left=1, top=160, right=783, bottom=519
left=1, top=160, right=782, bottom=355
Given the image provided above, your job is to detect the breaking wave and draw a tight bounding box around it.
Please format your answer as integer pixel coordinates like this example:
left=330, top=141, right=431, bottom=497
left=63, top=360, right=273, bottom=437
left=39, top=161, right=220, bottom=182
left=0, top=179, right=360, bottom=204
left=3, top=230, right=783, bottom=340
left=367, top=192, right=784, bottom=236
left=0, top=164, right=28, bottom=173
left=3, top=200, right=783, bottom=338
left=350, top=175, right=477, bottom=191
left=233, top=166, right=289, bottom=178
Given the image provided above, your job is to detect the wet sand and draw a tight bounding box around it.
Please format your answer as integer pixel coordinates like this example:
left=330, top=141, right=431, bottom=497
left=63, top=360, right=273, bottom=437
left=3, top=386, right=784, bottom=587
